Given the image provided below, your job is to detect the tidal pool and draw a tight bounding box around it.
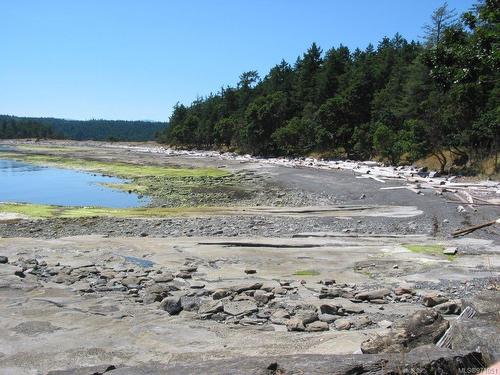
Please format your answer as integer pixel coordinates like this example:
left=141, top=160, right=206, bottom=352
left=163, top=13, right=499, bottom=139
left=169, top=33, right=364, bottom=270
left=0, top=157, right=149, bottom=208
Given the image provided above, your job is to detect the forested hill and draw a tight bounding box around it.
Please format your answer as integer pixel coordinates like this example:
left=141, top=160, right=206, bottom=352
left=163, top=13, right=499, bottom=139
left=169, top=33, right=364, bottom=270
left=0, top=115, right=166, bottom=141
left=157, top=1, right=499, bottom=173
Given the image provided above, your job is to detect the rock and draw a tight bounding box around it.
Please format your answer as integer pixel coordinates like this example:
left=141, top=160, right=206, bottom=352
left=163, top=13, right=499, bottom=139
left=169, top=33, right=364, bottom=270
left=104, top=348, right=485, bottom=374
left=318, top=288, right=341, bottom=299
left=377, top=320, right=393, bottom=329
left=180, top=266, right=198, bottom=273
left=253, top=290, right=273, bottom=305
left=457, top=205, right=466, bottom=213
left=433, top=299, right=462, bottom=315
left=198, top=300, right=223, bottom=315
left=355, top=288, right=390, bottom=301
left=294, top=310, right=318, bottom=325
left=0, top=256, right=8, bottom=264
left=189, top=281, right=205, bottom=289
left=422, top=292, right=449, bottom=307
left=152, top=273, right=174, bottom=283
left=286, top=318, right=305, bottom=332
left=321, top=279, right=335, bottom=286
left=270, top=309, right=290, bottom=324
left=319, top=303, right=338, bottom=315
left=223, top=301, right=258, bottom=316
left=159, top=296, right=182, bottom=315
left=121, top=277, right=141, bottom=289
left=180, top=296, right=201, bottom=312
left=341, top=304, right=364, bottom=314
left=351, top=316, right=372, bottom=329
left=443, top=247, right=457, bottom=255
left=212, top=288, right=232, bottom=300
left=175, top=271, right=192, bottom=279
left=231, top=283, right=263, bottom=293
left=318, top=313, right=340, bottom=323
left=361, top=309, right=449, bottom=354
left=272, top=287, right=287, bottom=295
left=334, top=319, right=351, bottom=330
left=244, top=269, right=257, bottom=274
left=394, top=287, right=414, bottom=296
left=305, top=321, right=329, bottom=332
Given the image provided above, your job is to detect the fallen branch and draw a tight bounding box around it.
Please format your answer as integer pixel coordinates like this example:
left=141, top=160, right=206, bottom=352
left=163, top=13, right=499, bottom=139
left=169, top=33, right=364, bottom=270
left=451, top=219, right=500, bottom=237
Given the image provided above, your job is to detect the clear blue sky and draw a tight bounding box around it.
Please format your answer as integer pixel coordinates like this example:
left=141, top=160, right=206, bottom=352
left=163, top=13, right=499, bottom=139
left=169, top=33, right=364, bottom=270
left=0, top=0, right=476, bottom=122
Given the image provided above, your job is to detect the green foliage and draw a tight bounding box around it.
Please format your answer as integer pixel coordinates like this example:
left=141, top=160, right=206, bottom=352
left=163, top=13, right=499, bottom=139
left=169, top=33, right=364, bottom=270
left=0, top=117, right=60, bottom=139
left=157, top=1, right=498, bottom=173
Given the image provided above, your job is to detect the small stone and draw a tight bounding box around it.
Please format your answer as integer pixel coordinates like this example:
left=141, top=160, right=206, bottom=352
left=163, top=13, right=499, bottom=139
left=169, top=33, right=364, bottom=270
left=392, top=265, right=399, bottom=269
left=175, top=272, right=192, bottom=279
left=0, top=256, right=8, bottom=264
left=244, top=269, right=257, bottom=274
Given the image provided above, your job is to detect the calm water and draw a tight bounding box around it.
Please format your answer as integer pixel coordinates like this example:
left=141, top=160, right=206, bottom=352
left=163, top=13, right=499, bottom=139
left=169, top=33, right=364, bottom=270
left=0, top=157, right=149, bottom=208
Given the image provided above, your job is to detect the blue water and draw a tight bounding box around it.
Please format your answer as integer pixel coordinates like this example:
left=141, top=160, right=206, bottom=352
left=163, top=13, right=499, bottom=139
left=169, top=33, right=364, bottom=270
left=0, top=157, right=150, bottom=208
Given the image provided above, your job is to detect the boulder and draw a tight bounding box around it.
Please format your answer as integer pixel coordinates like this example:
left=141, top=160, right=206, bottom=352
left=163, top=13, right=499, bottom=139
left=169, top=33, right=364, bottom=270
left=361, top=309, right=449, bottom=353
left=159, top=296, right=182, bottom=315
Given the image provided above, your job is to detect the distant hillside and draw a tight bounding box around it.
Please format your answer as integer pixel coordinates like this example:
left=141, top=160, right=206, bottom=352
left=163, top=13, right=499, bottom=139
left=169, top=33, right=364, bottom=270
left=0, top=115, right=167, bottom=142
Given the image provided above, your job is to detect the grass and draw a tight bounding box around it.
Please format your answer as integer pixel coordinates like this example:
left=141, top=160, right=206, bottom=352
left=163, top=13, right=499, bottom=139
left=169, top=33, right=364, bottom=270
left=0, top=152, right=229, bottom=179
left=403, top=243, right=455, bottom=261
left=0, top=203, right=57, bottom=218
left=0, top=152, right=229, bottom=178
left=293, top=269, right=320, bottom=276
left=0, top=202, right=233, bottom=219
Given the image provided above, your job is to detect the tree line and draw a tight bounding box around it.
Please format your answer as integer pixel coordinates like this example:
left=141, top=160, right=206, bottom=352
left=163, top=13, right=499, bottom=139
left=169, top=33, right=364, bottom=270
left=0, top=115, right=166, bottom=142
left=157, top=1, right=499, bottom=173
left=0, top=117, right=60, bottom=139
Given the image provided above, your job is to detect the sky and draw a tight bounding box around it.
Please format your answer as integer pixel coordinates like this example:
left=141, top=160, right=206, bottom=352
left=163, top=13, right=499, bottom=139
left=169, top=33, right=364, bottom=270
left=0, top=0, right=477, bottom=122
